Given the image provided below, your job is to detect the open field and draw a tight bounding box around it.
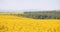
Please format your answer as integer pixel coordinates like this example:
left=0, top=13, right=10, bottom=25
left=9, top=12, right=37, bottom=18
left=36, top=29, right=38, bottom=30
left=0, top=12, right=60, bottom=32
left=0, top=12, right=24, bottom=15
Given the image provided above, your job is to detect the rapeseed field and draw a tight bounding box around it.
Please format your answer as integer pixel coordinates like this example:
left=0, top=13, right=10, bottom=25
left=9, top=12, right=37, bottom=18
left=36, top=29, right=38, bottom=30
left=0, top=14, right=60, bottom=32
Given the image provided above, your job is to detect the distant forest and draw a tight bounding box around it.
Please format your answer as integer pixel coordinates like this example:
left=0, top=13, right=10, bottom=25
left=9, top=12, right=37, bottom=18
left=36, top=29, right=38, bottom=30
left=19, top=10, right=60, bottom=19
left=2, top=10, right=60, bottom=19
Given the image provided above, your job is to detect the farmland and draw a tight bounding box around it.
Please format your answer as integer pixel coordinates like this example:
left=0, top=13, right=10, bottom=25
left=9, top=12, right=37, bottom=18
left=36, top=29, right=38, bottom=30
left=0, top=12, right=60, bottom=32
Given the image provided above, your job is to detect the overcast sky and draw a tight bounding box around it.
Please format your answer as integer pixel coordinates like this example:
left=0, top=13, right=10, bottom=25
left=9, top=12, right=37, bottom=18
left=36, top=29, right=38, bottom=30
left=0, top=0, right=60, bottom=11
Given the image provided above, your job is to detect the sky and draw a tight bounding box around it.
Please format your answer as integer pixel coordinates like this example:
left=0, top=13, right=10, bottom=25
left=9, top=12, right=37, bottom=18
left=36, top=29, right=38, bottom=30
left=0, top=0, right=60, bottom=12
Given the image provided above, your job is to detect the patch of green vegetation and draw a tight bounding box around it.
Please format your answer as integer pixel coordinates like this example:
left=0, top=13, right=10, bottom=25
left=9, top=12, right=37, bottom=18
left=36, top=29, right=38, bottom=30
left=0, top=10, right=60, bottom=19
left=20, top=10, right=60, bottom=19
